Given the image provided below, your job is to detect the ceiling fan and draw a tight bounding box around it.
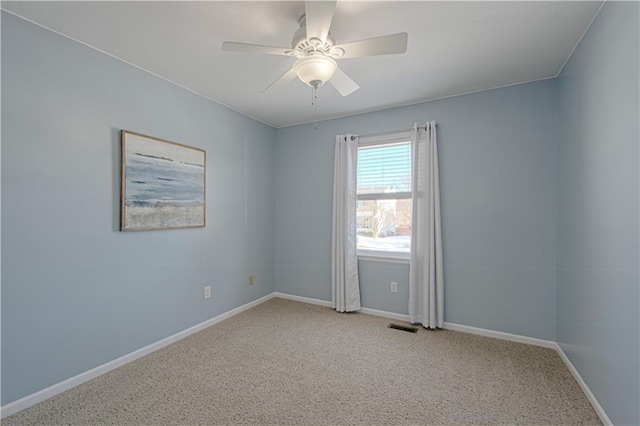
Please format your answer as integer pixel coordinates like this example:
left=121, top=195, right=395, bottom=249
left=222, top=1, right=408, bottom=97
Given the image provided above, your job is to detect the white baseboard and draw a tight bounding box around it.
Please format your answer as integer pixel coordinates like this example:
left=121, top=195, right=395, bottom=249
left=2, top=291, right=612, bottom=426
left=442, top=322, right=557, bottom=349
left=0, top=293, right=275, bottom=419
left=271, top=293, right=412, bottom=323
left=554, top=343, right=612, bottom=426
left=272, top=292, right=333, bottom=308
left=271, top=292, right=556, bottom=349
left=359, top=307, right=411, bottom=322
left=271, top=292, right=412, bottom=323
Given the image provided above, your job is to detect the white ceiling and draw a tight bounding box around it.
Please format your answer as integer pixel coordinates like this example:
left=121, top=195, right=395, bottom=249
left=2, top=1, right=602, bottom=128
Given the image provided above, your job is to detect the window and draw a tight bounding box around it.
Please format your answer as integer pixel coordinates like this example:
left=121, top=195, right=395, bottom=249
left=357, top=132, right=412, bottom=258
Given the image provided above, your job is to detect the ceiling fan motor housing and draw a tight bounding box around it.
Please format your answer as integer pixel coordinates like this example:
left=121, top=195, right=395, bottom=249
left=290, top=15, right=337, bottom=57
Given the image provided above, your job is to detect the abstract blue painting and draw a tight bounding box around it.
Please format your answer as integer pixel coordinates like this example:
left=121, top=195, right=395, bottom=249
left=121, top=131, right=205, bottom=231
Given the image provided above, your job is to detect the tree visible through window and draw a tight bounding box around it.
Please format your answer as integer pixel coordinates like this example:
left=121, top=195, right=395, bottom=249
left=356, top=135, right=412, bottom=255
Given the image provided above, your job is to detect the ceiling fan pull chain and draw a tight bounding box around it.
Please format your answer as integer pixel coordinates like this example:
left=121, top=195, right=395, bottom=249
left=313, top=87, right=319, bottom=130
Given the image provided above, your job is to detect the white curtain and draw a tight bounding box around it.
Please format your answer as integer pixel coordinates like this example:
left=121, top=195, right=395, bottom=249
left=331, top=134, right=361, bottom=312
left=409, top=121, right=444, bottom=328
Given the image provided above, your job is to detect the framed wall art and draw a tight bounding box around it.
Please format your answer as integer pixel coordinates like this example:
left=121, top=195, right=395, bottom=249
left=120, top=130, right=206, bottom=231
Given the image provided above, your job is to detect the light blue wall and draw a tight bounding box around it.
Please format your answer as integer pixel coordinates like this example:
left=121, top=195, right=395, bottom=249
left=5, top=3, right=638, bottom=421
left=557, top=2, right=640, bottom=425
left=275, top=79, right=558, bottom=340
left=1, top=12, right=276, bottom=406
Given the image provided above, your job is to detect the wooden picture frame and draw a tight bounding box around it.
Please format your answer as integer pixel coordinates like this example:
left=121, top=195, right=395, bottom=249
left=120, top=130, right=206, bottom=231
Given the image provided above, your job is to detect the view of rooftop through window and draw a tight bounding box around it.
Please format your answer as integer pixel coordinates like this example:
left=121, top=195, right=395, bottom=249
left=356, top=141, right=412, bottom=254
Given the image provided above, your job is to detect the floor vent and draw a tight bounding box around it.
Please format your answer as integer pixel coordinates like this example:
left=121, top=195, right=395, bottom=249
left=388, top=323, right=418, bottom=333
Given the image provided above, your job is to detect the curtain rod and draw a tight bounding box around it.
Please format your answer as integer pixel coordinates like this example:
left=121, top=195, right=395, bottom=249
left=350, top=123, right=439, bottom=141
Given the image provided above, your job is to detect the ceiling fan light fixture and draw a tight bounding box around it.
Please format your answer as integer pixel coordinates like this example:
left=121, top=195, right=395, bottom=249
left=293, top=55, right=337, bottom=89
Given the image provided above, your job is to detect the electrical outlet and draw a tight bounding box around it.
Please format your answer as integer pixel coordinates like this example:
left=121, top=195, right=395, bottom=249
left=204, top=286, right=211, bottom=299
left=249, top=275, right=254, bottom=285
left=390, top=282, right=398, bottom=293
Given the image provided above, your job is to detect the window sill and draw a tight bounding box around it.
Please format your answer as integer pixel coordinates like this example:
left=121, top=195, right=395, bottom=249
left=357, top=251, right=410, bottom=264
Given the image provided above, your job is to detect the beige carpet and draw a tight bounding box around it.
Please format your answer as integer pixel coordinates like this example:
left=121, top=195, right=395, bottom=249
left=4, top=298, right=601, bottom=425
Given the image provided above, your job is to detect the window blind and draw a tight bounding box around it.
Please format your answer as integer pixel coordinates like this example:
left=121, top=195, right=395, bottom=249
left=357, top=142, right=411, bottom=195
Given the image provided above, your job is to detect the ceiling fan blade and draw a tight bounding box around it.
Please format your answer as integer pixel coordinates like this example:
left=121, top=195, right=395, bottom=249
left=334, top=32, right=408, bottom=59
left=263, top=68, right=298, bottom=93
left=222, top=41, right=291, bottom=56
left=329, top=67, right=359, bottom=96
left=305, top=0, right=336, bottom=43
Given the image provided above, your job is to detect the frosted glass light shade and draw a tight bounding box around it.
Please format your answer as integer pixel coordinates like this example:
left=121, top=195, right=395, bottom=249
left=294, top=55, right=337, bottom=88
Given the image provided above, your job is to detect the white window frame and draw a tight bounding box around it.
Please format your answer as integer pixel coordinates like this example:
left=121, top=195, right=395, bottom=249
left=357, top=131, right=412, bottom=263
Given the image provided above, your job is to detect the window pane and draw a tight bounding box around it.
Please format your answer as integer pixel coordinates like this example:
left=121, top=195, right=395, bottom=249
left=356, top=199, right=412, bottom=253
left=357, top=142, right=411, bottom=195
